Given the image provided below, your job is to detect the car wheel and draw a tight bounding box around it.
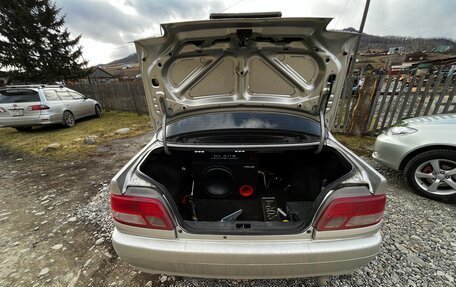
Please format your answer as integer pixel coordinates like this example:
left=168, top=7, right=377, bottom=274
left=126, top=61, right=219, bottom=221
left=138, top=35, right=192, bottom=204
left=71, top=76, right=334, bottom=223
left=95, top=105, right=102, bottom=117
left=62, top=111, right=75, bottom=128
left=14, top=127, right=32, bottom=132
left=404, top=149, right=456, bottom=202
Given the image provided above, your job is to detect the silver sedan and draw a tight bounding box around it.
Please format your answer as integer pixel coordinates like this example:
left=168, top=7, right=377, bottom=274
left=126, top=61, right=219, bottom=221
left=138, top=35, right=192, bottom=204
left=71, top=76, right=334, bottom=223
left=0, top=85, right=101, bottom=131
left=110, top=14, right=386, bottom=280
left=373, top=113, right=456, bottom=202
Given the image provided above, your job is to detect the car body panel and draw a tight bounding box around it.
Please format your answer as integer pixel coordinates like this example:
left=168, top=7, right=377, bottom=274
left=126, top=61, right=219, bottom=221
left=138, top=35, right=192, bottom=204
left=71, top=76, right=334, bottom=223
left=0, top=86, right=100, bottom=128
left=373, top=113, right=456, bottom=170
left=135, top=17, right=357, bottom=130
left=110, top=129, right=386, bottom=278
left=112, top=227, right=381, bottom=279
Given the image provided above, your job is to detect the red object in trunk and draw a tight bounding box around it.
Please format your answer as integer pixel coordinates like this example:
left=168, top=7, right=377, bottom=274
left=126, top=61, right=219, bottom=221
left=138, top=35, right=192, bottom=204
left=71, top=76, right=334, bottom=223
left=239, top=185, right=254, bottom=197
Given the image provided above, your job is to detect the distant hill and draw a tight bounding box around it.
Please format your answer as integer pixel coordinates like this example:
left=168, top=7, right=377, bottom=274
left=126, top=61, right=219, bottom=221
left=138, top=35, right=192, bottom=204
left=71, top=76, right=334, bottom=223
left=107, top=53, right=138, bottom=65
left=106, top=31, right=456, bottom=65
left=343, top=27, right=456, bottom=53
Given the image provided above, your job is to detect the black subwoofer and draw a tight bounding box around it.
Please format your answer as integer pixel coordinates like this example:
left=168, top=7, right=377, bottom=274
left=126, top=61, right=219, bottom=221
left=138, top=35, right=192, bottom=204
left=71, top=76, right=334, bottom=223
left=192, top=152, right=258, bottom=199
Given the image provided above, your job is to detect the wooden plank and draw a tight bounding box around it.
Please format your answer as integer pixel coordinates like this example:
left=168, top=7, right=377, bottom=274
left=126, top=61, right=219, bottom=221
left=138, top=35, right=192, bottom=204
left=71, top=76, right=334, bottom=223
left=129, top=83, right=141, bottom=114
left=423, top=67, right=444, bottom=116
left=365, top=74, right=384, bottom=134
left=379, top=76, right=400, bottom=131
left=386, top=76, right=407, bottom=127
left=414, top=74, right=435, bottom=117
left=372, top=76, right=393, bottom=132
left=432, top=72, right=454, bottom=114
left=348, top=76, right=379, bottom=136
left=407, top=74, right=425, bottom=118
left=443, top=84, right=456, bottom=113
left=397, top=72, right=417, bottom=121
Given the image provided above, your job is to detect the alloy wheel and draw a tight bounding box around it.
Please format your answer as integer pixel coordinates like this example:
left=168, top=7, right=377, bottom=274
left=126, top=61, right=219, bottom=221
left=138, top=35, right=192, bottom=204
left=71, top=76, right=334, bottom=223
left=414, top=159, right=456, bottom=196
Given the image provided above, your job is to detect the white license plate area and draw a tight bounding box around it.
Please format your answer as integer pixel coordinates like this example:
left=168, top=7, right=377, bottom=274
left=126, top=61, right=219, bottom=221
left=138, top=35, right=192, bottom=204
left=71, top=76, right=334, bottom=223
left=9, top=109, right=24, bottom=116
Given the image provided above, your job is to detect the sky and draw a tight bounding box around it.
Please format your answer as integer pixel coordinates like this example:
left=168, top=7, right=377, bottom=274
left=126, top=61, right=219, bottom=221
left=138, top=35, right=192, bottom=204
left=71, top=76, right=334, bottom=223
left=55, top=0, right=456, bottom=65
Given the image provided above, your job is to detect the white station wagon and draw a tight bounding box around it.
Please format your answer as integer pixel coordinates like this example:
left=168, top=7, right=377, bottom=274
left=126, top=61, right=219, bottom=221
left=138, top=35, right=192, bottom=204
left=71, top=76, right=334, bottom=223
left=0, top=85, right=101, bottom=131
left=110, top=13, right=387, bottom=280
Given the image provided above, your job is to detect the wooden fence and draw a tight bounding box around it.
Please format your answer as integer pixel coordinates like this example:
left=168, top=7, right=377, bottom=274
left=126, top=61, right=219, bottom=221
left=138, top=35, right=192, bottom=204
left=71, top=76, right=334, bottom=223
left=69, top=68, right=456, bottom=136
left=333, top=67, right=456, bottom=135
left=68, top=82, right=149, bottom=114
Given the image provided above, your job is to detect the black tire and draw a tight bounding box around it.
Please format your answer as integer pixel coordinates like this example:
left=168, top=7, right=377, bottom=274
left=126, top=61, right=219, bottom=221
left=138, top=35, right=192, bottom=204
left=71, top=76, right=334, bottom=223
left=14, top=127, right=32, bottom=132
left=404, top=149, right=456, bottom=202
left=62, top=111, right=75, bottom=128
left=94, top=104, right=102, bottom=118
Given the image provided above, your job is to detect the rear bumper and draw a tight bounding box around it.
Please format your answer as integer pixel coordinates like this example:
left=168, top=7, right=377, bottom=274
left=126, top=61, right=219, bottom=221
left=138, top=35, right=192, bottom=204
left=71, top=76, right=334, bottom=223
left=112, top=228, right=381, bottom=279
left=0, top=114, right=62, bottom=127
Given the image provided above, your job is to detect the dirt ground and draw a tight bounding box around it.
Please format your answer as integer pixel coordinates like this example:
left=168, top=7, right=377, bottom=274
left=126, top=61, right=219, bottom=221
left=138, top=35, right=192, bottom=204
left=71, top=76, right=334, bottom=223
left=1, top=132, right=455, bottom=287
left=0, top=132, right=156, bottom=287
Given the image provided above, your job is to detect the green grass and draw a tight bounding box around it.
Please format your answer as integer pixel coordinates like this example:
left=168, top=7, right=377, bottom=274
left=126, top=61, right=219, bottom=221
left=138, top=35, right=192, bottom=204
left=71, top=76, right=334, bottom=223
left=0, top=111, right=151, bottom=158
left=0, top=113, right=377, bottom=158
left=333, top=133, right=376, bottom=157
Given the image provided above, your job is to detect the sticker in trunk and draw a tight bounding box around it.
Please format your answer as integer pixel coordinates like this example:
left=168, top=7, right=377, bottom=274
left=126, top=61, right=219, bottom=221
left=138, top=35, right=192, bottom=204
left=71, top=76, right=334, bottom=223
left=262, top=197, right=279, bottom=221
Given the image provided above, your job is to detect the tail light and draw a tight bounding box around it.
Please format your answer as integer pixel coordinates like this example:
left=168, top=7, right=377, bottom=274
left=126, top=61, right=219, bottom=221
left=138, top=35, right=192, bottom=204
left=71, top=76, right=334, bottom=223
left=315, top=194, right=386, bottom=231
left=0, top=107, right=5, bottom=113
left=27, top=104, right=50, bottom=111
left=110, top=193, right=174, bottom=230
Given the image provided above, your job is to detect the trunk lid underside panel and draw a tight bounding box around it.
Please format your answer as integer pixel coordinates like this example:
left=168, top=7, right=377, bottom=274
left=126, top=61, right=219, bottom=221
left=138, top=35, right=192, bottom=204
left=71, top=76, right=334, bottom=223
left=135, top=17, right=357, bottom=130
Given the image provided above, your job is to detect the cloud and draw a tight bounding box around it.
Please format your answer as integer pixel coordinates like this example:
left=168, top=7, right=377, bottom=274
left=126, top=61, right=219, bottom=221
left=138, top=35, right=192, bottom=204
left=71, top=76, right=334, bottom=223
left=55, top=0, right=456, bottom=65
left=57, top=0, right=225, bottom=64
left=58, top=0, right=225, bottom=45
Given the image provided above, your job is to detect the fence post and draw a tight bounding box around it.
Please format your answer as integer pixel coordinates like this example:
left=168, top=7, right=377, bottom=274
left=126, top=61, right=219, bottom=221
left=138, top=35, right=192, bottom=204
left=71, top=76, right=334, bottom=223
left=348, top=75, right=379, bottom=136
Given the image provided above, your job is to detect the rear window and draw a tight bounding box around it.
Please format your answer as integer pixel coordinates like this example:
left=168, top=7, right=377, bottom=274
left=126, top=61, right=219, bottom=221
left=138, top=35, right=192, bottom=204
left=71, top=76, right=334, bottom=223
left=44, top=90, right=61, bottom=101
left=0, top=89, right=40, bottom=103
left=166, top=112, right=321, bottom=140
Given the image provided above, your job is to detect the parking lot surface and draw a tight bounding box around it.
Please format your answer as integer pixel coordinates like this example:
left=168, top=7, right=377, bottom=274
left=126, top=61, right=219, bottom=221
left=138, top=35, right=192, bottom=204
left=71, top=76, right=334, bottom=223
left=0, top=134, right=455, bottom=287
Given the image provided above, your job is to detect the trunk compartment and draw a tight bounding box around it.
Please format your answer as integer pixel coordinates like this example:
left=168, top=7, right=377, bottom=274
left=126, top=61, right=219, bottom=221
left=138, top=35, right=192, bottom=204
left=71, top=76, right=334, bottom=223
left=138, top=146, right=353, bottom=234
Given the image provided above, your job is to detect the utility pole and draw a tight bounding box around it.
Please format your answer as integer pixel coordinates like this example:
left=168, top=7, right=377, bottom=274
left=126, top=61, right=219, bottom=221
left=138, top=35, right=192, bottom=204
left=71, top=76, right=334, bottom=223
left=337, top=0, right=371, bottom=131
left=343, top=0, right=371, bottom=99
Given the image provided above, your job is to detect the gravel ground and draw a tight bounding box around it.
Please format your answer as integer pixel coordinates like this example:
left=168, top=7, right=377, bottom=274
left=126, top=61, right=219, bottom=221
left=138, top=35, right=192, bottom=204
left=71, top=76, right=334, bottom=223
left=1, top=131, right=454, bottom=287
left=75, top=156, right=456, bottom=287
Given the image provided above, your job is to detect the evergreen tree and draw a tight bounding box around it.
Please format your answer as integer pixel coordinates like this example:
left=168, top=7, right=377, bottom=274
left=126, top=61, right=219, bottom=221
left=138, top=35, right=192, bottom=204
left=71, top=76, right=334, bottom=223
left=0, top=0, right=88, bottom=83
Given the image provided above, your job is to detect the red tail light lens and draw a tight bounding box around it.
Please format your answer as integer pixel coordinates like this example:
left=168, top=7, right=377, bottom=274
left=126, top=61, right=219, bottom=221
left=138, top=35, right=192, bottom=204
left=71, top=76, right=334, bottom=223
left=315, top=194, right=386, bottom=231
left=0, top=107, right=5, bottom=113
left=110, top=194, right=174, bottom=230
left=27, top=104, right=50, bottom=111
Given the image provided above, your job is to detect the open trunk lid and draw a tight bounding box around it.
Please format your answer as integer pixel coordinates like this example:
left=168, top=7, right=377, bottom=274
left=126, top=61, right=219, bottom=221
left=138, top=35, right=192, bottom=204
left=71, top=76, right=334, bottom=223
left=135, top=13, right=357, bottom=131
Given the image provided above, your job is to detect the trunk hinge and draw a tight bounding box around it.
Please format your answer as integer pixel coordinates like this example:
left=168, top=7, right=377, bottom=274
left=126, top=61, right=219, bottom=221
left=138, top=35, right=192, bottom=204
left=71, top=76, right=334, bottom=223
left=316, top=76, right=335, bottom=154
left=159, top=97, right=171, bottom=155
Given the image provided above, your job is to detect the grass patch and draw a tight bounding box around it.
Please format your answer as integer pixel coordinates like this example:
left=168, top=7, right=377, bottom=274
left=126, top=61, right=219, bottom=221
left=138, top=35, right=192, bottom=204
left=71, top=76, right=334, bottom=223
left=333, top=133, right=376, bottom=157
left=0, top=111, right=151, bottom=158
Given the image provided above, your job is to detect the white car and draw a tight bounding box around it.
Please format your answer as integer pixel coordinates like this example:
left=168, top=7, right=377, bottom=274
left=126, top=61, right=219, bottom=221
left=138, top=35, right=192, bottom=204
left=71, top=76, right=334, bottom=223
left=0, top=85, right=102, bottom=131
left=373, top=114, right=456, bottom=202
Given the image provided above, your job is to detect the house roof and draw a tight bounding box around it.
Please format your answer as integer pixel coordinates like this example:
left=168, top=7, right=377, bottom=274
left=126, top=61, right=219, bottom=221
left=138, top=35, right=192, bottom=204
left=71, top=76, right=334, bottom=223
left=388, top=47, right=405, bottom=53
left=416, top=63, right=432, bottom=69
left=404, top=51, right=428, bottom=62
left=88, top=67, right=115, bottom=79
left=433, top=45, right=450, bottom=53
left=406, top=51, right=427, bottom=57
